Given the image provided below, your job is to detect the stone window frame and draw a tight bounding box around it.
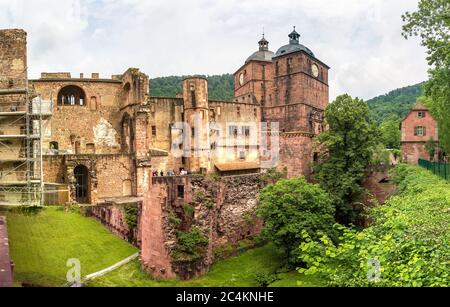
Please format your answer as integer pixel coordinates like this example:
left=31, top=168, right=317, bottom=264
left=57, top=85, right=86, bottom=106
left=239, top=150, right=246, bottom=160
left=242, top=126, right=251, bottom=137
left=414, top=126, right=426, bottom=137
left=417, top=111, right=426, bottom=118
left=228, top=125, right=238, bottom=138
left=177, top=185, right=185, bottom=199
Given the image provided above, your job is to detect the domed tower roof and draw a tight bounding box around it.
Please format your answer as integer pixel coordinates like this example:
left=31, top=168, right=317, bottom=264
left=275, top=26, right=315, bottom=58
left=245, top=34, right=274, bottom=63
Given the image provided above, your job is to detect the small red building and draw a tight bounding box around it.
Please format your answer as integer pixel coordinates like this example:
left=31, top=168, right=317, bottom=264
left=401, top=101, right=439, bottom=163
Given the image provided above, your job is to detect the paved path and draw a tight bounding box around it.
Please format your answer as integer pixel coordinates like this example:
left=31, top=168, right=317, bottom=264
left=0, top=216, right=13, bottom=287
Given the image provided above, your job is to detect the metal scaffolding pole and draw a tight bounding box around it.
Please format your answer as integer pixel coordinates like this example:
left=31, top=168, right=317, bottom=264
left=0, top=68, right=52, bottom=207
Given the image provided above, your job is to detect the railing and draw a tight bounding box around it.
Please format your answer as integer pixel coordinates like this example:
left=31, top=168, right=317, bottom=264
left=418, top=159, right=449, bottom=180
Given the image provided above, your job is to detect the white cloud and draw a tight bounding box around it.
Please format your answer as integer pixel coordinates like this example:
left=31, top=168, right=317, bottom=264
left=0, top=0, right=429, bottom=100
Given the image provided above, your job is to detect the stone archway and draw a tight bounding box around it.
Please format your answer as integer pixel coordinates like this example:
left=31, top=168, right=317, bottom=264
left=74, top=165, right=89, bottom=204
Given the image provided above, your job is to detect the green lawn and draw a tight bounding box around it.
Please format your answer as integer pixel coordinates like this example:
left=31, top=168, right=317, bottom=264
left=3, top=206, right=323, bottom=287
left=4, top=207, right=138, bottom=286
left=86, top=244, right=324, bottom=287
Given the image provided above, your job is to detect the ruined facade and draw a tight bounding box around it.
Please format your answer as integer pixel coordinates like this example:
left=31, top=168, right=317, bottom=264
left=0, top=27, right=329, bottom=206
left=1, top=27, right=330, bottom=279
left=401, top=101, right=439, bottom=163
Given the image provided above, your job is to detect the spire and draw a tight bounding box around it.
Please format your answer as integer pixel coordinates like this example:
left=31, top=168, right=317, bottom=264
left=258, top=36, right=269, bottom=51
left=258, top=30, right=269, bottom=51
left=288, top=26, right=300, bottom=44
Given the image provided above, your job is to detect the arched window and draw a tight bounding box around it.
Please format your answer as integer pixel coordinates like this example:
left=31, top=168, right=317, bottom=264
left=90, top=96, right=98, bottom=111
left=123, top=83, right=131, bottom=106
left=58, top=85, right=86, bottom=106
left=50, top=141, right=59, bottom=150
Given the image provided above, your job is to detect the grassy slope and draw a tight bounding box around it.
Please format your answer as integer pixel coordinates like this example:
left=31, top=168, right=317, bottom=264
left=4, top=207, right=138, bottom=286
left=87, top=244, right=324, bottom=287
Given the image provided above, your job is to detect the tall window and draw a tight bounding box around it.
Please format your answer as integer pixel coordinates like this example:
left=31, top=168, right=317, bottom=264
left=58, top=85, right=86, bottom=106
left=414, top=126, right=426, bottom=136
left=243, top=126, right=251, bottom=137
left=229, top=125, right=238, bottom=137
left=190, top=83, right=196, bottom=108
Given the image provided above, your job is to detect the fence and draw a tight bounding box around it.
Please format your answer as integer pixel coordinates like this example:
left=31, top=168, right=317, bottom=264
left=418, top=159, right=449, bottom=180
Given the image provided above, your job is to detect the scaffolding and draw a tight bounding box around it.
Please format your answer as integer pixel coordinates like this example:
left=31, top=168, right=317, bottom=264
left=0, top=75, right=53, bottom=206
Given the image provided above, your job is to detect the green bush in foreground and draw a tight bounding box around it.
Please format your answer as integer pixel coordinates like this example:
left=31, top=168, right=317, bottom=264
left=298, top=164, right=450, bottom=287
left=173, top=227, right=209, bottom=261
left=258, top=177, right=336, bottom=266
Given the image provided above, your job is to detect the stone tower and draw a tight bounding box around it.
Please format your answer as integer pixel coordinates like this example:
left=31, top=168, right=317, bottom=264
left=182, top=77, right=210, bottom=173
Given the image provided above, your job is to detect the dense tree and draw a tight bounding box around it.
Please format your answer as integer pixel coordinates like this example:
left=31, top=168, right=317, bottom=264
left=314, top=94, right=380, bottom=224
left=425, top=137, right=438, bottom=160
left=299, top=165, right=450, bottom=287
left=257, top=177, right=335, bottom=266
left=403, top=0, right=450, bottom=154
left=367, top=83, right=425, bottom=124
left=380, top=115, right=401, bottom=149
left=150, top=74, right=234, bottom=101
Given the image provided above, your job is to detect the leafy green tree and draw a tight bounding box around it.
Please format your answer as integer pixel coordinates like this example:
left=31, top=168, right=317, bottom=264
left=299, top=164, right=450, bottom=287
left=425, top=137, right=437, bottom=160
left=314, top=94, right=380, bottom=224
left=150, top=74, right=235, bottom=101
left=402, top=0, right=450, bottom=154
left=380, top=115, right=401, bottom=149
left=367, top=83, right=424, bottom=123
left=257, top=177, right=335, bottom=266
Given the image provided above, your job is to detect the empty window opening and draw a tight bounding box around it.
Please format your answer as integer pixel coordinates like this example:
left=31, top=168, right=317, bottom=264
left=190, top=83, right=196, bottom=108
left=243, top=126, right=251, bottom=137
left=177, top=185, right=185, bottom=199
left=50, top=141, right=59, bottom=151
left=74, top=165, right=89, bottom=204
left=58, top=85, right=86, bottom=106
left=229, top=125, right=238, bottom=137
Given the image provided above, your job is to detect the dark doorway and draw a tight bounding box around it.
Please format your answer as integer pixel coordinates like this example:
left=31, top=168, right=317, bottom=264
left=74, top=165, right=89, bottom=203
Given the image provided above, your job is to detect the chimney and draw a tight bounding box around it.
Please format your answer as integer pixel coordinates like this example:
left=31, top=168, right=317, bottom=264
left=80, top=73, right=84, bottom=79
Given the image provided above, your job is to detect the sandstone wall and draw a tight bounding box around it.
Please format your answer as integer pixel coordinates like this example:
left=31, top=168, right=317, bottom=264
left=140, top=174, right=265, bottom=280
left=86, top=201, right=142, bottom=246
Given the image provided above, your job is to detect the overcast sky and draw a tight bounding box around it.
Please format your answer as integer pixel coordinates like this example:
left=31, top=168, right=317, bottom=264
left=0, top=0, right=428, bottom=100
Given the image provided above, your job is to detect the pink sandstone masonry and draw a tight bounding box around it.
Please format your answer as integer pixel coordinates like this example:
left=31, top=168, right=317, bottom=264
left=140, top=174, right=264, bottom=280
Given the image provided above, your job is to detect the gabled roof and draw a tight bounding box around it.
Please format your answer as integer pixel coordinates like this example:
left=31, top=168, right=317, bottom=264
left=411, top=101, right=428, bottom=111
left=401, top=100, right=432, bottom=123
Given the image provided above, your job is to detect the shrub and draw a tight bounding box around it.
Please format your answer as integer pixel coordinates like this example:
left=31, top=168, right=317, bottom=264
left=168, top=211, right=181, bottom=228
left=213, top=243, right=235, bottom=260
left=261, top=167, right=287, bottom=185
left=257, top=177, right=336, bottom=266
left=255, top=271, right=279, bottom=287
left=299, top=164, right=450, bottom=287
left=183, top=203, right=195, bottom=217
left=173, top=227, right=209, bottom=261
left=124, top=204, right=139, bottom=230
